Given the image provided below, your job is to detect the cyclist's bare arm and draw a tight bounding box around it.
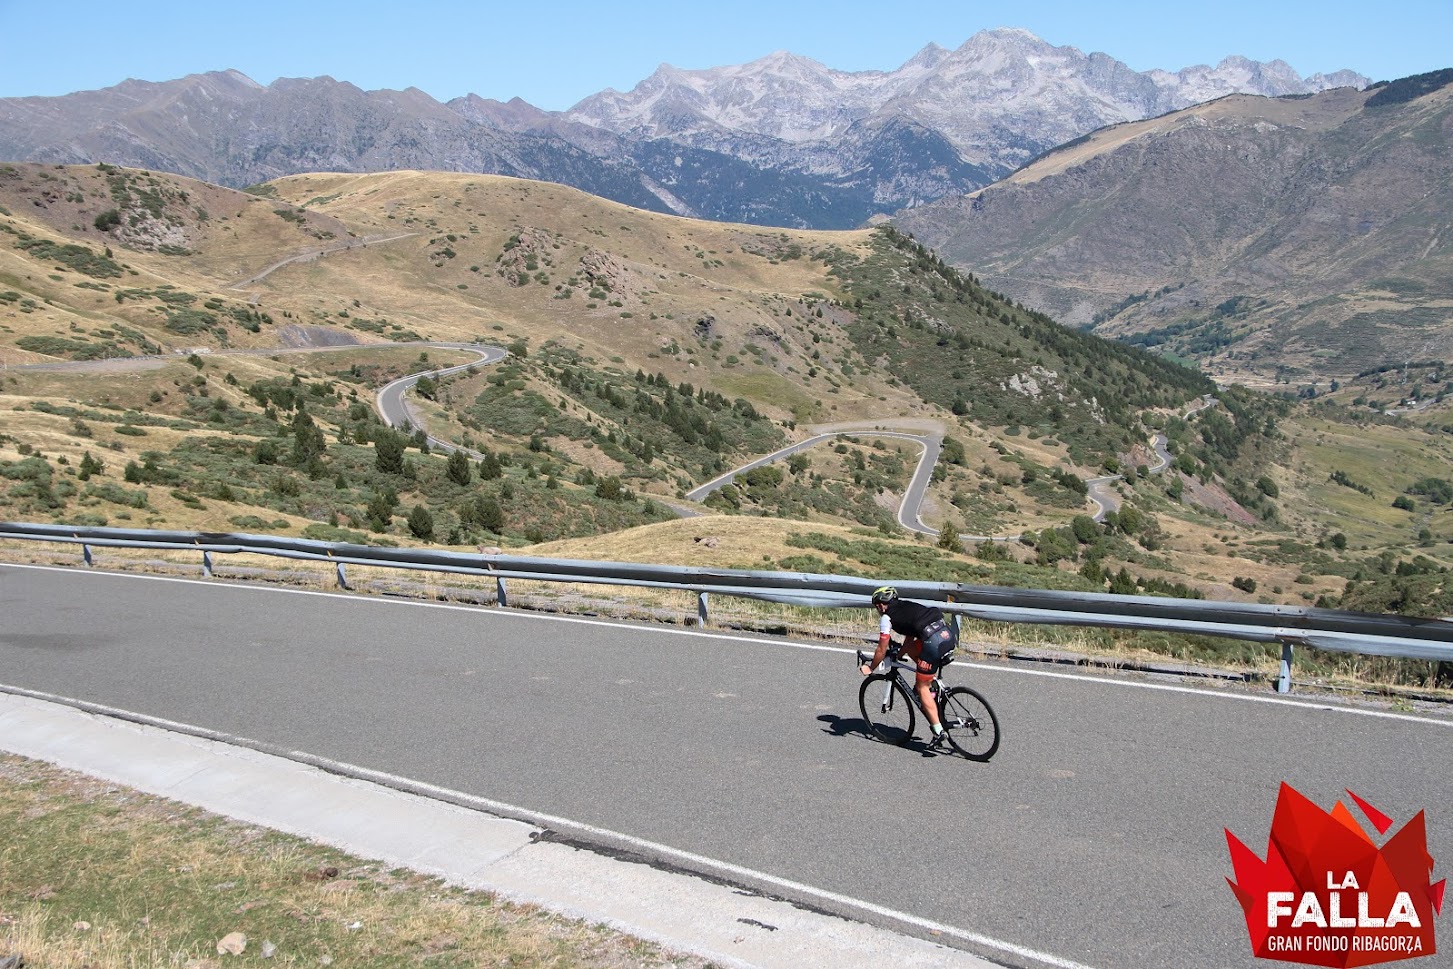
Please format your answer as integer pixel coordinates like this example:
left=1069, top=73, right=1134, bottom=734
left=860, top=634, right=901, bottom=675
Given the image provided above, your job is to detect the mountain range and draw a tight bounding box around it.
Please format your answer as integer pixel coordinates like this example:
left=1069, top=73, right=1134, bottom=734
left=0, top=28, right=1367, bottom=229
left=894, top=69, right=1453, bottom=382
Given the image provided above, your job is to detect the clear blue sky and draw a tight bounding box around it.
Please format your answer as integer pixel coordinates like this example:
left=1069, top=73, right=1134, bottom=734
left=1, top=0, right=1448, bottom=109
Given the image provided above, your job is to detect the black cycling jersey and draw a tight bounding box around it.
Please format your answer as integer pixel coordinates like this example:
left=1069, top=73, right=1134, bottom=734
left=881, top=598, right=945, bottom=640
left=881, top=598, right=957, bottom=669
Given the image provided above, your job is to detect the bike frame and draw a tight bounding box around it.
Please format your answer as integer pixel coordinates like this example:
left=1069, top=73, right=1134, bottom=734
left=862, top=648, right=943, bottom=718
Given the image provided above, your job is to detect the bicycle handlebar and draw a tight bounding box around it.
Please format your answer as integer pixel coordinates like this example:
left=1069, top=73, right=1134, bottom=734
left=857, top=647, right=904, bottom=671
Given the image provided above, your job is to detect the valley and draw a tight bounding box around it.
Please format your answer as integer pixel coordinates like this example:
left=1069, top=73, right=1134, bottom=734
left=897, top=72, right=1453, bottom=386
left=1, top=162, right=1450, bottom=693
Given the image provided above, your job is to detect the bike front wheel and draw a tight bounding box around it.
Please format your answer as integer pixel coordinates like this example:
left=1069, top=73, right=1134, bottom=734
left=859, top=674, right=915, bottom=746
left=939, top=686, right=1000, bottom=761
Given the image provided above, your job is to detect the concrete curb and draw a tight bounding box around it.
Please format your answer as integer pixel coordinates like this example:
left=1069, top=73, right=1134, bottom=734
left=0, top=691, right=997, bottom=969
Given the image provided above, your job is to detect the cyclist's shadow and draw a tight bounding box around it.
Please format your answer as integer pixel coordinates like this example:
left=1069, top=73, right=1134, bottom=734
left=817, top=714, right=946, bottom=757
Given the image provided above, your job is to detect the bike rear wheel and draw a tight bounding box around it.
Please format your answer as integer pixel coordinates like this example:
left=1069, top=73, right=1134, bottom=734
left=938, top=686, right=1000, bottom=761
left=859, top=674, right=915, bottom=746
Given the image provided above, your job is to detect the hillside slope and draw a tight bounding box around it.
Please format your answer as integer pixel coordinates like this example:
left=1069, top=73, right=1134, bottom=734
left=895, top=71, right=1453, bottom=384
left=1, top=163, right=1198, bottom=539
left=3, top=163, right=1450, bottom=629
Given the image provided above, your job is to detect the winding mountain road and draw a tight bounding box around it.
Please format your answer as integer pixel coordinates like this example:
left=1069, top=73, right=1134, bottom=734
left=1080, top=395, right=1214, bottom=522
left=373, top=343, right=508, bottom=456
left=13, top=331, right=1217, bottom=545
left=685, top=397, right=1217, bottom=542
left=686, top=420, right=944, bottom=532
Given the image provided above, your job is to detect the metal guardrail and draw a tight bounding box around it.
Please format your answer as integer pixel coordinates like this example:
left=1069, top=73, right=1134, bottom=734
left=4, top=522, right=1451, bottom=694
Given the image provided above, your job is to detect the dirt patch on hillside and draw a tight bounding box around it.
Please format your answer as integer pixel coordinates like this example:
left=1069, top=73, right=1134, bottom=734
left=1177, top=472, right=1259, bottom=526
left=276, top=325, right=362, bottom=348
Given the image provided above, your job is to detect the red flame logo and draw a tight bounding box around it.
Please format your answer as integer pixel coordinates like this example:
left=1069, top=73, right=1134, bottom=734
left=1226, top=783, right=1444, bottom=965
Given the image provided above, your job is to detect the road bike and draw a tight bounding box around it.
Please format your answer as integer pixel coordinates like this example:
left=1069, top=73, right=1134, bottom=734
left=856, top=646, right=1000, bottom=760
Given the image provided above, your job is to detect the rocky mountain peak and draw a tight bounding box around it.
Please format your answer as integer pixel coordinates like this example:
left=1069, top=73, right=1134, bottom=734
left=563, top=27, right=1367, bottom=160
left=447, top=94, right=553, bottom=131
left=894, top=76, right=1453, bottom=379
left=957, top=26, right=1062, bottom=58
left=902, top=43, right=951, bottom=71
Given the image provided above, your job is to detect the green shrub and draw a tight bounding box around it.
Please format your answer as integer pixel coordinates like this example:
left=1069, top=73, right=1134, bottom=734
left=165, top=308, right=219, bottom=336
left=14, top=235, right=123, bottom=277
left=407, top=504, right=435, bottom=540
left=1407, top=477, right=1453, bottom=504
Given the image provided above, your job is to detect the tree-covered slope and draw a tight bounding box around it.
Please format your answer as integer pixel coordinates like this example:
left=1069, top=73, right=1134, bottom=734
left=827, top=227, right=1213, bottom=464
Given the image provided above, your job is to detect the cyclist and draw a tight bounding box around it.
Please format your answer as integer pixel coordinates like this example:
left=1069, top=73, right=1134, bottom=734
left=860, top=586, right=958, bottom=747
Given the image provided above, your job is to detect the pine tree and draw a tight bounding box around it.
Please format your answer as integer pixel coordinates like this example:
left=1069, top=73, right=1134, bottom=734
left=375, top=432, right=405, bottom=474
left=407, top=504, right=435, bottom=541
left=446, top=449, right=472, bottom=486
left=78, top=452, right=105, bottom=480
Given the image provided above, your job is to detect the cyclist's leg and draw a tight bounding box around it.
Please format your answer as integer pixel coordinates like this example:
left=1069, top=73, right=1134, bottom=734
left=904, top=638, right=941, bottom=728
left=901, top=636, right=923, bottom=662
left=915, top=669, right=941, bottom=728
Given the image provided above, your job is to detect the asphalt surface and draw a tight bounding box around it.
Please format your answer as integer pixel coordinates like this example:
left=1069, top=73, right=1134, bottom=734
left=5, top=563, right=1451, bottom=969
left=373, top=343, right=508, bottom=453
left=228, top=232, right=419, bottom=289
left=685, top=426, right=943, bottom=534
left=683, top=399, right=1216, bottom=543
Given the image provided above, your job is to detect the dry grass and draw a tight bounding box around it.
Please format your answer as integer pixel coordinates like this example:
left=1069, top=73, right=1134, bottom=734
left=0, top=754, right=715, bottom=969
left=1277, top=415, right=1453, bottom=554
left=1, top=162, right=1173, bottom=541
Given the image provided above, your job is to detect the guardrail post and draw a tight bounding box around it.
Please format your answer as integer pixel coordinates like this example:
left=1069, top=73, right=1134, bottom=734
left=335, top=562, right=349, bottom=590
left=1277, top=642, right=1294, bottom=694
left=697, top=592, right=709, bottom=628
left=496, top=576, right=507, bottom=607
left=202, top=550, right=213, bottom=577
left=82, top=543, right=93, bottom=567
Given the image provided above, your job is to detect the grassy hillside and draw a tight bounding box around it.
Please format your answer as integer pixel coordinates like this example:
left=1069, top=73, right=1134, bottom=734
left=3, top=163, right=1453, bottom=667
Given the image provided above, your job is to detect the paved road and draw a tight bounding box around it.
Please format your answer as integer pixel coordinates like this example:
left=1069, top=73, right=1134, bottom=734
left=686, top=426, right=942, bottom=533
left=684, top=398, right=1219, bottom=543
left=9, top=326, right=1217, bottom=544
left=4, top=564, right=1450, bottom=969
left=1080, top=396, right=1213, bottom=525
left=7, top=337, right=508, bottom=456
left=228, top=232, right=419, bottom=290
left=374, top=343, right=508, bottom=456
